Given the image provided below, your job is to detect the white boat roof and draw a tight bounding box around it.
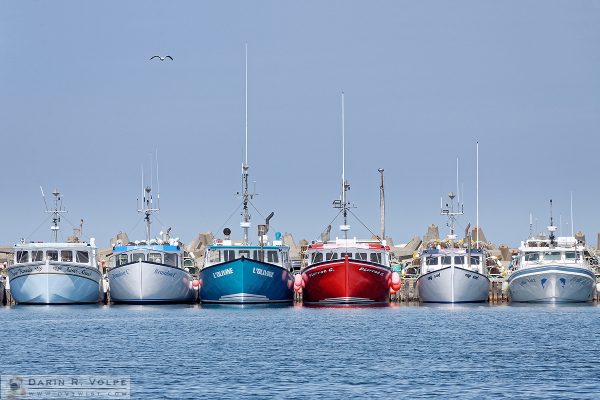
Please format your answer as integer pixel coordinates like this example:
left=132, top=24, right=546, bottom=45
left=519, top=236, right=583, bottom=251
left=14, top=242, right=95, bottom=250
left=307, top=237, right=390, bottom=251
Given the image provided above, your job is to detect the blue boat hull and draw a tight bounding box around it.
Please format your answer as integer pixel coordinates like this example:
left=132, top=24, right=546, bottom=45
left=199, top=258, right=294, bottom=304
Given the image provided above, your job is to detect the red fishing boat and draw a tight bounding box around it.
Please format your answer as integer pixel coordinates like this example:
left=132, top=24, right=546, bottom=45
left=300, top=239, right=393, bottom=305
left=293, top=93, right=400, bottom=306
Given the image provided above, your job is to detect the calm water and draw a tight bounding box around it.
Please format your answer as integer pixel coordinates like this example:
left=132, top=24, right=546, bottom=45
left=1, top=303, right=600, bottom=399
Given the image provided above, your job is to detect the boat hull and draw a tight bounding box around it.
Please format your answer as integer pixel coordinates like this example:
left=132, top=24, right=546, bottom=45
left=199, top=258, right=294, bottom=304
left=416, top=266, right=490, bottom=303
left=508, top=265, right=595, bottom=303
left=108, top=261, right=195, bottom=304
left=301, top=258, right=391, bottom=306
left=7, top=263, right=102, bottom=304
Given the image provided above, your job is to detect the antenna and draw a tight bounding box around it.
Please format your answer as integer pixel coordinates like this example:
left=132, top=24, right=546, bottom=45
left=476, top=141, right=479, bottom=245
left=245, top=42, right=248, bottom=166
left=570, top=191, right=574, bottom=237
left=529, top=212, right=533, bottom=238
left=156, top=149, right=161, bottom=209
left=240, top=43, right=251, bottom=244
left=548, top=199, right=556, bottom=244
left=456, top=157, right=460, bottom=206
left=378, top=168, right=385, bottom=241
left=40, top=186, right=48, bottom=211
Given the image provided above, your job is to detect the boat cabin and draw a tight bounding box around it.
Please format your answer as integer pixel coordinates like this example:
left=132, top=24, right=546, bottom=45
left=110, top=243, right=184, bottom=269
left=203, top=239, right=292, bottom=270
left=13, top=242, right=97, bottom=268
left=513, top=237, right=588, bottom=270
left=420, top=249, right=484, bottom=275
left=304, top=238, right=391, bottom=267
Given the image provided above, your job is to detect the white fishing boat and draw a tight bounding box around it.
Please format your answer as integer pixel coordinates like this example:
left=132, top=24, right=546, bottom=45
left=6, top=189, right=102, bottom=304
left=107, top=183, right=195, bottom=304
left=416, top=192, right=490, bottom=303
left=508, top=201, right=596, bottom=303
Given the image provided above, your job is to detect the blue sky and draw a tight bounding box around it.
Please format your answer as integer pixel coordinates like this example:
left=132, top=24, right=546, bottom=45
left=1, top=1, right=599, bottom=248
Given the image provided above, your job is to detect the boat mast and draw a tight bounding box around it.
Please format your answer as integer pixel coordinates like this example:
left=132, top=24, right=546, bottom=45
left=334, top=92, right=351, bottom=240
left=138, top=185, right=159, bottom=243
left=44, top=189, right=66, bottom=243
left=476, top=141, right=479, bottom=246
left=378, top=168, right=385, bottom=241
left=241, top=43, right=251, bottom=244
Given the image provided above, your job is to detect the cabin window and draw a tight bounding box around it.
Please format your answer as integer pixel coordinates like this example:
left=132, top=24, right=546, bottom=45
left=238, top=250, right=251, bottom=259
left=311, top=252, right=323, bottom=263
left=267, top=251, right=279, bottom=263
left=355, top=253, right=368, bottom=261
left=340, top=252, right=352, bottom=259
left=31, top=250, right=43, bottom=262
left=441, top=256, right=451, bottom=265
left=131, top=253, right=145, bottom=262
left=77, top=251, right=90, bottom=264
left=222, top=250, right=235, bottom=261
left=253, top=250, right=263, bottom=261
left=164, top=253, right=177, bottom=267
left=470, top=256, right=480, bottom=265
left=61, top=250, right=73, bottom=262
left=426, top=256, right=438, bottom=266
left=16, top=251, right=29, bottom=263
left=544, top=251, right=561, bottom=261
left=326, top=252, right=338, bottom=261
left=117, top=254, right=129, bottom=266
left=370, top=253, right=382, bottom=264
left=148, top=253, right=162, bottom=263
left=47, top=250, right=58, bottom=261
left=525, top=253, right=539, bottom=262
left=208, top=250, right=221, bottom=263
left=454, top=256, right=465, bottom=265
left=565, top=251, right=579, bottom=260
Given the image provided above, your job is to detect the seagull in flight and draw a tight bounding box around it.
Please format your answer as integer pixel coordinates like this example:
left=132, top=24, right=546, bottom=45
left=150, top=55, right=173, bottom=61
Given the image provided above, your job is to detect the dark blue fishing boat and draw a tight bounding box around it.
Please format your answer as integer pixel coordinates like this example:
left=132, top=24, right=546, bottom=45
left=198, top=45, right=294, bottom=304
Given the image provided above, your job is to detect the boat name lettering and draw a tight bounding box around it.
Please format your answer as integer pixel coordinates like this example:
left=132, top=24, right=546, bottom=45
left=213, top=268, right=234, bottom=278
left=427, top=272, right=441, bottom=281
left=359, top=267, right=384, bottom=276
left=253, top=267, right=274, bottom=278
left=112, top=270, right=129, bottom=278
left=154, top=269, right=176, bottom=278
left=308, top=268, right=334, bottom=278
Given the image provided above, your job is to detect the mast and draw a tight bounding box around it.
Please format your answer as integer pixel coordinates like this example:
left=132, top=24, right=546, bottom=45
left=333, top=92, right=351, bottom=240
left=241, top=43, right=251, bottom=244
left=441, top=191, right=462, bottom=243
left=476, top=141, right=479, bottom=246
left=45, top=189, right=67, bottom=243
left=548, top=199, right=556, bottom=245
left=378, top=168, right=385, bottom=241
left=138, top=185, right=159, bottom=242
left=570, top=191, right=574, bottom=237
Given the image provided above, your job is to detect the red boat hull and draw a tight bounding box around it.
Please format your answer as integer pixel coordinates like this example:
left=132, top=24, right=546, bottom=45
left=301, top=257, right=392, bottom=306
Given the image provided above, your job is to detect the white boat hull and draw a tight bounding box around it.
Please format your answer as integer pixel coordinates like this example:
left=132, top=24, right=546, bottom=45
left=417, top=266, right=490, bottom=303
left=7, top=263, right=102, bottom=304
left=508, top=265, right=595, bottom=303
left=108, top=261, right=195, bottom=303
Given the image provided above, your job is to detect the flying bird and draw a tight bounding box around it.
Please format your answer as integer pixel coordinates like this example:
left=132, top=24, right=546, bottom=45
left=150, top=55, right=173, bottom=61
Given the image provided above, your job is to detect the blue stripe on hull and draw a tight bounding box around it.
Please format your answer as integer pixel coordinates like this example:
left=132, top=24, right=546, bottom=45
left=9, top=273, right=101, bottom=304
left=199, top=258, right=294, bottom=304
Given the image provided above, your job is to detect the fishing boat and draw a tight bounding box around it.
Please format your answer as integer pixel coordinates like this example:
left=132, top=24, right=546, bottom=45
left=198, top=45, right=294, bottom=304
left=507, top=201, right=596, bottom=303
left=416, top=192, right=490, bottom=303
left=6, top=189, right=102, bottom=304
left=298, top=94, right=395, bottom=306
left=107, top=185, right=196, bottom=304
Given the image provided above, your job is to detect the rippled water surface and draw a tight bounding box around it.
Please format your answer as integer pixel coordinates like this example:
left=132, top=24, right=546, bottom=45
left=1, top=303, right=600, bottom=399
